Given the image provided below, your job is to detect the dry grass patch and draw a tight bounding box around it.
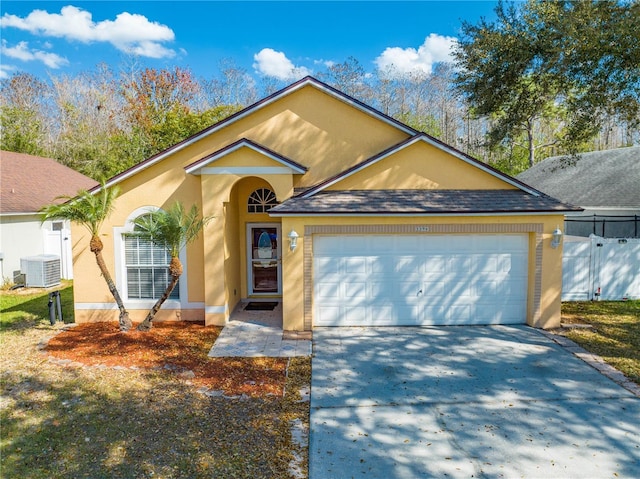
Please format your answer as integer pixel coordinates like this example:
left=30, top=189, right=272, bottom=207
left=1, top=285, right=310, bottom=479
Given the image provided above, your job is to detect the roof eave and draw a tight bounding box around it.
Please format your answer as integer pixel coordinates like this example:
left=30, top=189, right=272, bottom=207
left=269, top=209, right=576, bottom=217
left=0, top=211, right=42, bottom=216
left=184, top=138, right=308, bottom=175
left=300, top=134, right=546, bottom=199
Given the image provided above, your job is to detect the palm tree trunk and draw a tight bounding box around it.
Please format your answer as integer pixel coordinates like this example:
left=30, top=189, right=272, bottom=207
left=137, top=274, right=180, bottom=332
left=92, top=236, right=132, bottom=332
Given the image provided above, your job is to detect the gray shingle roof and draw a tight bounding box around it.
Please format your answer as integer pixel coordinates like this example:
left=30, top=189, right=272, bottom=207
left=516, top=147, right=640, bottom=208
left=1, top=151, right=98, bottom=214
left=269, top=189, right=580, bottom=215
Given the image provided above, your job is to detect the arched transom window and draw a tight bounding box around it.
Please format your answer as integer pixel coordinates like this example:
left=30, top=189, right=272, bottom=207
left=248, top=188, right=278, bottom=213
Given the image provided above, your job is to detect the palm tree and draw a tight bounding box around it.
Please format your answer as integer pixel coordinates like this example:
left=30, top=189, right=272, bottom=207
left=132, top=202, right=212, bottom=332
left=41, top=183, right=133, bottom=332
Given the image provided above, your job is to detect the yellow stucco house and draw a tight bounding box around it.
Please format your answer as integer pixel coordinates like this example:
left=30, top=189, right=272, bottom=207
left=73, top=77, right=579, bottom=331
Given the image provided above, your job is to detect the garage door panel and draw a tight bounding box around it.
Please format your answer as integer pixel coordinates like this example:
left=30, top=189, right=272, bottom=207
left=474, top=255, right=499, bottom=272
left=368, top=283, right=382, bottom=300
left=374, top=305, right=395, bottom=322
left=477, top=304, right=525, bottom=324
left=395, top=257, right=426, bottom=274
left=449, top=280, right=475, bottom=297
left=422, top=306, right=445, bottom=322
left=447, top=305, right=472, bottom=322
left=344, top=306, right=367, bottom=323
left=370, top=256, right=392, bottom=274
left=316, top=305, right=341, bottom=325
left=344, top=282, right=367, bottom=299
left=397, top=281, right=423, bottom=298
left=423, top=256, right=446, bottom=273
left=343, top=257, right=366, bottom=274
left=495, top=280, right=527, bottom=298
left=313, top=234, right=528, bottom=326
left=419, top=280, right=446, bottom=297
left=449, top=256, right=473, bottom=273
left=315, top=256, right=339, bottom=274
left=315, top=282, right=341, bottom=300
left=508, top=255, right=528, bottom=274
left=476, top=279, right=498, bottom=296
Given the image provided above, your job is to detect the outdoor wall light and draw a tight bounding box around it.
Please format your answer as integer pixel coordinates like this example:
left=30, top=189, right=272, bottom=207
left=288, top=229, right=299, bottom=252
left=551, top=227, right=563, bottom=249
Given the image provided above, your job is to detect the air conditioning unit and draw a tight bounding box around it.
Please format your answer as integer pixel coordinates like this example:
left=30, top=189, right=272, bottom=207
left=20, top=255, right=61, bottom=288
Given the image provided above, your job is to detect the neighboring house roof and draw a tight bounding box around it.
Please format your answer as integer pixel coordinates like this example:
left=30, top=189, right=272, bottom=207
left=269, top=189, right=579, bottom=216
left=516, top=147, right=640, bottom=209
left=0, top=150, right=98, bottom=214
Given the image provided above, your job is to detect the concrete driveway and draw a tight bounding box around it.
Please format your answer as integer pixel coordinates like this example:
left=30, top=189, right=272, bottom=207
left=310, top=326, right=640, bottom=478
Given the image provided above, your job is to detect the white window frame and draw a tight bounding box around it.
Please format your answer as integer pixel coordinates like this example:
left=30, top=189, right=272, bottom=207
left=114, top=206, right=187, bottom=309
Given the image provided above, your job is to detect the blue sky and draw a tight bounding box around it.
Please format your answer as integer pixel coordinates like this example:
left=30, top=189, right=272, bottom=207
left=1, top=1, right=500, bottom=81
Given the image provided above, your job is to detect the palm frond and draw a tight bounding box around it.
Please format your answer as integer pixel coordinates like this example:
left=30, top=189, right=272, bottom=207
left=130, top=201, right=212, bottom=259
left=40, top=182, right=120, bottom=236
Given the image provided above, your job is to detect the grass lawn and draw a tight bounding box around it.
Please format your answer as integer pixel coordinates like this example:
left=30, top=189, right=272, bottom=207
left=561, top=300, right=640, bottom=385
left=1, top=283, right=310, bottom=479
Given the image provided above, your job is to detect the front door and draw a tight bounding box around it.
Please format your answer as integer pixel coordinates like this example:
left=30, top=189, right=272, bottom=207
left=247, top=224, right=281, bottom=295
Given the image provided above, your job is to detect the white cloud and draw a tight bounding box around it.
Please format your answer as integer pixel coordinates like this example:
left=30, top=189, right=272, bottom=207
left=0, top=63, right=17, bottom=79
left=1, top=40, right=69, bottom=68
left=253, top=48, right=311, bottom=81
left=374, top=33, right=457, bottom=78
left=1, top=5, right=176, bottom=59
left=314, top=59, right=336, bottom=69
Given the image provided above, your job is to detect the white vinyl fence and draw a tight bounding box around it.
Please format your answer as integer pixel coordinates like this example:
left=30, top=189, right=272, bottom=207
left=562, top=235, right=640, bottom=301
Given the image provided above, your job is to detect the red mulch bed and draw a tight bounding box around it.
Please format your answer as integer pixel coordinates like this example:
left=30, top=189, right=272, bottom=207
left=45, top=321, right=288, bottom=397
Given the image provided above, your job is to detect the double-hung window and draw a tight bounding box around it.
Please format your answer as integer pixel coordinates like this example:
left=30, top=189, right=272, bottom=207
left=124, top=230, right=179, bottom=300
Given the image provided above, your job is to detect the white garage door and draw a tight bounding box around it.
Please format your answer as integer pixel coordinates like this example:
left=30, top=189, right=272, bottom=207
left=313, top=234, right=528, bottom=326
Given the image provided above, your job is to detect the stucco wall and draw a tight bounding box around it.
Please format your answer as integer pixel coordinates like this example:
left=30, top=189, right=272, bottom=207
left=328, top=141, right=517, bottom=191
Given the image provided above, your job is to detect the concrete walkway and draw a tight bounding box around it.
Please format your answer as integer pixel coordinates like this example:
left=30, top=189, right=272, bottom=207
left=310, top=325, right=640, bottom=478
left=208, top=302, right=311, bottom=358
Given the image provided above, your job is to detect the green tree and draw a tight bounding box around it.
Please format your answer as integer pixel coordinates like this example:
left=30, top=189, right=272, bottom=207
left=0, top=107, right=44, bottom=155
left=122, top=67, right=199, bottom=158
left=395, top=111, right=442, bottom=138
left=0, top=73, right=50, bottom=155
left=40, top=183, right=133, bottom=332
left=120, top=67, right=240, bottom=163
left=454, top=0, right=640, bottom=166
left=131, top=202, right=212, bottom=332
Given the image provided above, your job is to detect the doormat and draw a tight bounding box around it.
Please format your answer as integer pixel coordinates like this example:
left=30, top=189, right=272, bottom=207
left=244, top=302, right=278, bottom=311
